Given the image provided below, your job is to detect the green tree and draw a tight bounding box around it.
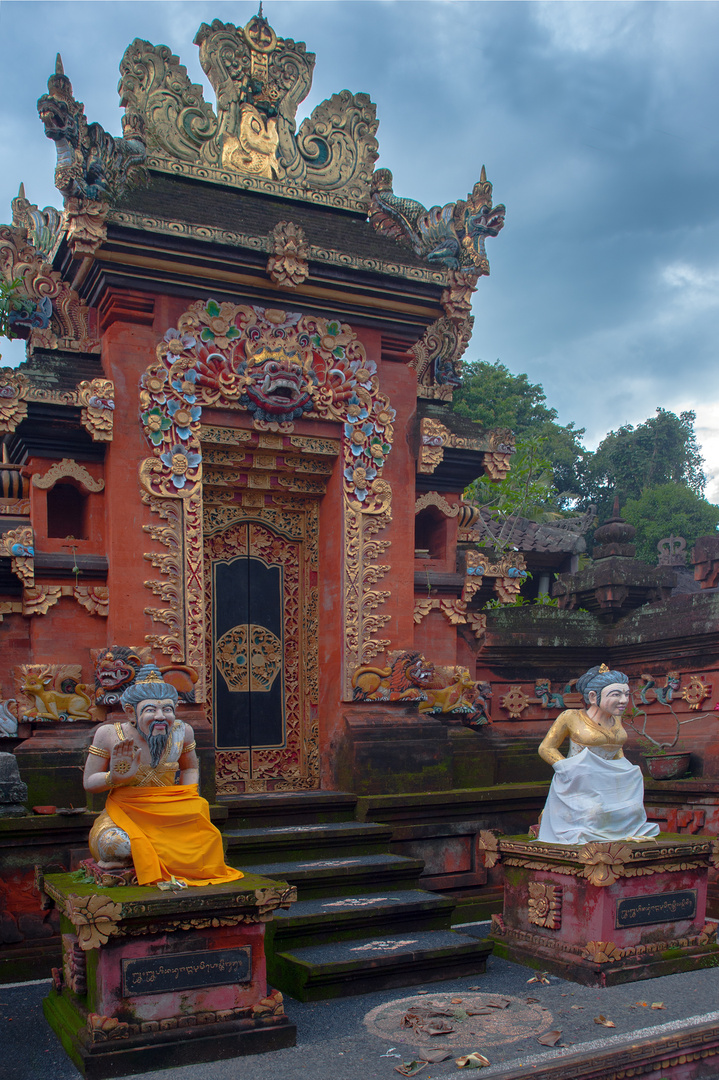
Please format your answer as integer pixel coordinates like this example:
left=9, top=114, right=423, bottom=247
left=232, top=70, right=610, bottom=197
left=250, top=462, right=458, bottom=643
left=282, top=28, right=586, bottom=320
left=452, top=360, right=587, bottom=504
left=582, top=408, right=706, bottom=519
left=0, top=278, right=21, bottom=340
left=622, top=484, right=719, bottom=564
left=466, top=434, right=558, bottom=521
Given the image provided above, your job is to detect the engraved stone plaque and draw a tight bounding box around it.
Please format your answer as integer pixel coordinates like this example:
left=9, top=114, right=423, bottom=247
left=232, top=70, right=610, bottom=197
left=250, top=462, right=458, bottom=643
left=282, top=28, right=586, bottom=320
left=122, top=947, right=252, bottom=996
left=615, top=890, right=697, bottom=929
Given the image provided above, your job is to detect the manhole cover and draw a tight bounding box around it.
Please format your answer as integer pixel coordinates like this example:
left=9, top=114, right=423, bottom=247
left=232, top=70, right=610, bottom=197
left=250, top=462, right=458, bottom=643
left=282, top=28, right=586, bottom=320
left=364, top=991, right=553, bottom=1049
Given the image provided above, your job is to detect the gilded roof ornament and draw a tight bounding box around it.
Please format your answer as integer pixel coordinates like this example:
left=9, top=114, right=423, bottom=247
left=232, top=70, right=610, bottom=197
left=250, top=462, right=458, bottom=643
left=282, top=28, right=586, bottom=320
left=119, top=14, right=379, bottom=211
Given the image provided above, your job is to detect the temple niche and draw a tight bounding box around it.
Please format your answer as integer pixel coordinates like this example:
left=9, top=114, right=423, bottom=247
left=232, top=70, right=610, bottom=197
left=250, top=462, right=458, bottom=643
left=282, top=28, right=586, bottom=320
left=0, top=8, right=509, bottom=810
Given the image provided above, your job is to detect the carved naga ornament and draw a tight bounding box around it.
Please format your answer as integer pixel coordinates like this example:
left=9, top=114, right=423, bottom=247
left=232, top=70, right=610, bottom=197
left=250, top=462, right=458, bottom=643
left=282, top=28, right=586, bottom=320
left=118, top=13, right=379, bottom=211
left=370, top=166, right=506, bottom=273
left=37, top=54, right=146, bottom=204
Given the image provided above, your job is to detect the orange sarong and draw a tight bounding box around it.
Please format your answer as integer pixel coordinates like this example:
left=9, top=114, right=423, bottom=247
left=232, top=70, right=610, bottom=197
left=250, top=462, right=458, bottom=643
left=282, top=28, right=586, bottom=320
left=105, top=783, right=243, bottom=887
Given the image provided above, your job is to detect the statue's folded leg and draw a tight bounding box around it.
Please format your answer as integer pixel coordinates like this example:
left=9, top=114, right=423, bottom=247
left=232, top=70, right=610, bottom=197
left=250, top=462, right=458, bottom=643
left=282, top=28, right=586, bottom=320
left=89, top=811, right=133, bottom=869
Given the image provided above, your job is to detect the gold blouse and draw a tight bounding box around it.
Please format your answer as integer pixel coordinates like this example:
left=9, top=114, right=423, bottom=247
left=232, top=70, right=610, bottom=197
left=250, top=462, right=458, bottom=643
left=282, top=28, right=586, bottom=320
left=538, top=709, right=626, bottom=766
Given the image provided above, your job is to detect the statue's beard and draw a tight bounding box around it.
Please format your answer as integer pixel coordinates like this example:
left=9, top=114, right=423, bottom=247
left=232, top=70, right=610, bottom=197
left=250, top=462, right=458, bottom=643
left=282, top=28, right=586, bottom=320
left=138, top=722, right=170, bottom=768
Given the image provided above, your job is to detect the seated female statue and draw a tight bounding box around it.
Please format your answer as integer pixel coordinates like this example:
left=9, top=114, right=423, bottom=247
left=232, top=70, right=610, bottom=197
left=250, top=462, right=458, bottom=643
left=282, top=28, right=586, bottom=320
left=537, top=663, right=660, bottom=845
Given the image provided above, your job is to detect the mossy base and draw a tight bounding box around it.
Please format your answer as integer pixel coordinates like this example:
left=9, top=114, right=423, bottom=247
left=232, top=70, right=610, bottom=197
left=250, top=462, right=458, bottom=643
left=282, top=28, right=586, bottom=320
left=491, top=933, right=719, bottom=987
left=43, top=989, right=296, bottom=1079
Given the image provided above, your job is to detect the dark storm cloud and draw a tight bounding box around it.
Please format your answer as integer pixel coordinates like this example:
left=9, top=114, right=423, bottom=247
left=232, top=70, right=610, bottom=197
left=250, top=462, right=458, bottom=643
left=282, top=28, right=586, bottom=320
left=1, top=1, right=717, bottom=490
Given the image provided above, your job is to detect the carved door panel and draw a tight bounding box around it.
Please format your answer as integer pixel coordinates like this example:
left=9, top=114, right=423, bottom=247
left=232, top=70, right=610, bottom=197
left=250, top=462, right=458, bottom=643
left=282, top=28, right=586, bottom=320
left=205, top=512, right=318, bottom=794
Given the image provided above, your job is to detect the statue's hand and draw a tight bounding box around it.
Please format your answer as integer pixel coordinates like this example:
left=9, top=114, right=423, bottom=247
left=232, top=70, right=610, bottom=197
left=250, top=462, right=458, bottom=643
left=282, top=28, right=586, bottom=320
left=109, top=738, right=141, bottom=786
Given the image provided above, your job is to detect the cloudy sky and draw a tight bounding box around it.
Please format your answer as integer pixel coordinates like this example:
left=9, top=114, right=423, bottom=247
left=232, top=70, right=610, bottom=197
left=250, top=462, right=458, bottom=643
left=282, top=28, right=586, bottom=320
left=1, top=1, right=718, bottom=499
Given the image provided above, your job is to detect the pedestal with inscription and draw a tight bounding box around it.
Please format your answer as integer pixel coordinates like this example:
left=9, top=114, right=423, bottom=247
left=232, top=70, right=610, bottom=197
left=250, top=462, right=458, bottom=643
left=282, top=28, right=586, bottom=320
left=40, top=872, right=297, bottom=1079
left=479, top=832, right=719, bottom=987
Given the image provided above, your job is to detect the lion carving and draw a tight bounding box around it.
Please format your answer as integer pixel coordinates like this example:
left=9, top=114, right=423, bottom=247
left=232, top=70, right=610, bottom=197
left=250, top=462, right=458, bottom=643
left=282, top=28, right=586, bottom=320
left=352, top=651, right=434, bottom=702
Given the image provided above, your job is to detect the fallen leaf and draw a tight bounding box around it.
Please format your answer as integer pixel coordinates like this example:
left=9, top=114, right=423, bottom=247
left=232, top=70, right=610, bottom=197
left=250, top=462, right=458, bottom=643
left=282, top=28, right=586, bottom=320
left=526, top=997, right=540, bottom=1004
left=636, top=1001, right=648, bottom=1007
left=594, top=1015, right=616, bottom=1028
left=527, top=973, right=550, bottom=985
left=537, top=1030, right=562, bottom=1047
left=419, top=1050, right=452, bottom=1063
left=468, top=986, right=482, bottom=991
left=417, top=990, right=429, bottom=995
left=395, top=1061, right=427, bottom=1077
left=423, top=1023, right=455, bottom=1037
left=451, top=998, right=463, bottom=1004
left=485, top=996, right=511, bottom=1009
left=571, top=1005, right=585, bottom=1010
left=467, top=1009, right=493, bottom=1016
left=456, top=1052, right=491, bottom=1069
left=651, top=1002, right=665, bottom=1010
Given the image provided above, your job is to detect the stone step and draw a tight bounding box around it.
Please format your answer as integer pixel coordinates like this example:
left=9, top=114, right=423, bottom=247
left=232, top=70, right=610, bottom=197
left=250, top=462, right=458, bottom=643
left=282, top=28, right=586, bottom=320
left=267, top=889, right=455, bottom=950
left=269, top=928, right=494, bottom=1001
left=219, top=791, right=358, bottom=829
left=235, top=853, right=424, bottom=900
left=223, top=820, right=394, bottom=863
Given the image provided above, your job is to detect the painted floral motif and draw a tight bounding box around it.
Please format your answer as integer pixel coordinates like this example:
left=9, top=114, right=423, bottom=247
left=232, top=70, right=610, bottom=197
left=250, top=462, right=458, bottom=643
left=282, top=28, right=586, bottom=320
left=139, top=301, right=395, bottom=506
left=160, top=444, right=202, bottom=490
left=142, top=406, right=172, bottom=446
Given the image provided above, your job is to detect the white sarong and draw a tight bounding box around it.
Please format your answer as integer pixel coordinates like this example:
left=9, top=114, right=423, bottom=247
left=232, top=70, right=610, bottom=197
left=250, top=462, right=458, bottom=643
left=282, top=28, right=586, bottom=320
left=537, top=744, right=660, bottom=845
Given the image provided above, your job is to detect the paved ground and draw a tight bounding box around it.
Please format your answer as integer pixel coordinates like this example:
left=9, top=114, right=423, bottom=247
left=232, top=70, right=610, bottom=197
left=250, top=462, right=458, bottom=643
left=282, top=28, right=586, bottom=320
left=5, top=935, right=719, bottom=1080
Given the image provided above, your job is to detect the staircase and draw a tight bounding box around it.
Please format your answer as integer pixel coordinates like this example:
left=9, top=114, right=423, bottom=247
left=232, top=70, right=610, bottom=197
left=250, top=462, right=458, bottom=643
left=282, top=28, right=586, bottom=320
left=221, top=791, right=493, bottom=1001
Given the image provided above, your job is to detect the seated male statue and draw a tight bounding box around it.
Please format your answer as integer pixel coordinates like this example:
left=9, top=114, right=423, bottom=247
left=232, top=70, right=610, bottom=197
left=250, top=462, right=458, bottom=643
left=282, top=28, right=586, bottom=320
left=84, top=663, right=243, bottom=887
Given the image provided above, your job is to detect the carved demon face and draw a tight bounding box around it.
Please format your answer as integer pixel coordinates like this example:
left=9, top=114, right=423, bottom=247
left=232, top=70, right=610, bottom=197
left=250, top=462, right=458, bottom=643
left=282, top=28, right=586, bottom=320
left=241, top=346, right=315, bottom=421
left=93, top=649, right=148, bottom=708
left=404, top=654, right=435, bottom=687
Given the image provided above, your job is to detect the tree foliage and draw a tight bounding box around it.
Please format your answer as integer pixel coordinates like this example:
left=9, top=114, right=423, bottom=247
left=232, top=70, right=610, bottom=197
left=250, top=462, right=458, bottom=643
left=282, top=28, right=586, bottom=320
left=466, top=434, right=558, bottom=518
left=0, top=278, right=21, bottom=340
left=622, top=484, right=719, bottom=564
left=582, top=408, right=706, bottom=520
left=452, top=360, right=587, bottom=505
left=453, top=360, right=717, bottom=554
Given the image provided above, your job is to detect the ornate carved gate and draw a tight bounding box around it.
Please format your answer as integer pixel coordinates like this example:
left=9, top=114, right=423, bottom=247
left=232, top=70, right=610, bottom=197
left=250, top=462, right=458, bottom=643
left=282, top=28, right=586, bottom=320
left=202, top=434, right=328, bottom=795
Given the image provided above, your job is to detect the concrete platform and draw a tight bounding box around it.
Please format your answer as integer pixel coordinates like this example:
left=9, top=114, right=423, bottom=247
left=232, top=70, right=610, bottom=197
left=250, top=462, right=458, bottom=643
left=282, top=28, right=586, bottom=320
left=5, top=937, right=719, bottom=1080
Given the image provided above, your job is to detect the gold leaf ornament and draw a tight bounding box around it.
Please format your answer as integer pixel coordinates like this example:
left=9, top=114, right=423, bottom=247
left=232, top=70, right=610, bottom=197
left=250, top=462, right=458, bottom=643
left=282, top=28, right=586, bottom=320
left=65, top=893, right=122, bottom=951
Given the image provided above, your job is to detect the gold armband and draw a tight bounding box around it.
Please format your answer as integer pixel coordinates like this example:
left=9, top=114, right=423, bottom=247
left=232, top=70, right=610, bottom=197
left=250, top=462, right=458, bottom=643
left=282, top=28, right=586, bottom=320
left=87, top=744, right=111, bottom=759
left=182, top=740, right=197, bottom=754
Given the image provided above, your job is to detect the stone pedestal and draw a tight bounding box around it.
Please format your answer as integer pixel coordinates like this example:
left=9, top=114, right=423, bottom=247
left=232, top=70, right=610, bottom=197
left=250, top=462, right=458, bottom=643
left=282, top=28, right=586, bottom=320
left=41, top=872, right=297, bottom=1079
left=480, top=832, right=719, bottom=986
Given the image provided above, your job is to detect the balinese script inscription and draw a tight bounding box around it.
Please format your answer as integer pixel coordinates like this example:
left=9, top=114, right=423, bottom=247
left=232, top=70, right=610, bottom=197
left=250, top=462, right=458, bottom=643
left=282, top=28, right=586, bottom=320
left=615, top=890, right=697, bottom=929
left=122, top=947, right=252, bottom=996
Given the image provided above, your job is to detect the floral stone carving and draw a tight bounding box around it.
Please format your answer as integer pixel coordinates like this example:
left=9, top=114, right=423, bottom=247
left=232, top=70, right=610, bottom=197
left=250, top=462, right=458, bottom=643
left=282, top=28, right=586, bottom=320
left=64, top=892, right=123, bottom=951
left=77, top=379, right=115, bottom=441
left=528, top=882, right=562, bottom=930
left=500, top=685, right=529, bottom=718
left=267, top=221, right=309, bottom=287
left=0, top=526, right=34, bottom=585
